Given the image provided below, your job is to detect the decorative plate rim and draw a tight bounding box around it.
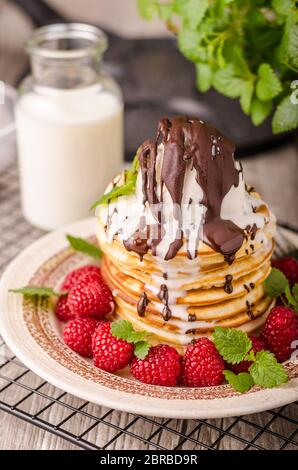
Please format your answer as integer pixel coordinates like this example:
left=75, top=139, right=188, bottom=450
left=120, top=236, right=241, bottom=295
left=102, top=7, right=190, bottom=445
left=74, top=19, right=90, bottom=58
left=0, top=217, right=297, bottom=419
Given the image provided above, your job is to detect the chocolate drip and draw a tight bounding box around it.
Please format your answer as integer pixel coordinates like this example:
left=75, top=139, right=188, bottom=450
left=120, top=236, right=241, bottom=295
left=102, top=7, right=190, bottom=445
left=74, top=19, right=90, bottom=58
left=188, top=313, right=197, bottom=322
left=125, top=116, right=246, bottom=262
left=246, top=301, right=255, bottom=319
left=224, top=274, right=233, bottom=294
left=162, top=306, right=172, bottom=321
left=162, top=272, right=168, bottom=280
left=243, top=284, right=250, bottom=293
left=246, top=223, right=257, bottom=241
left=157, top=284, right=172, bottom=322
left=137, top=292, right=149, bottom=317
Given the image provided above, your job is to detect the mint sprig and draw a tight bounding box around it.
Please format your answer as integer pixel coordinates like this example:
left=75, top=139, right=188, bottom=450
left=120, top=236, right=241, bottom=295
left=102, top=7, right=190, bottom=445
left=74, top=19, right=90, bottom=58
left=10, top=286, right=66, bottom=297
left=92, top=154, right=139, bottom=209
left=138, top=1, right=298, bottom=134
left=213, top=326, right=252, bottom=364
left=249, top=351, right=288, bottom=388
left=223, top=370, right=254, bottom=393
left=264, top=267, right=298, bottom=313
left=213, top=327, right=289, bottom=393
left=111, top=320, right=151, bottom=360
left=67, top=234, right=102, bottom=259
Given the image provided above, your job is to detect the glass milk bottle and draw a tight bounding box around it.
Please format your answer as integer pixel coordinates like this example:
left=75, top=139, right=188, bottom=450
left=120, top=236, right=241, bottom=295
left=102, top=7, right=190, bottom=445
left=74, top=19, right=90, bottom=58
left=16, top=24, right=123, bottom=230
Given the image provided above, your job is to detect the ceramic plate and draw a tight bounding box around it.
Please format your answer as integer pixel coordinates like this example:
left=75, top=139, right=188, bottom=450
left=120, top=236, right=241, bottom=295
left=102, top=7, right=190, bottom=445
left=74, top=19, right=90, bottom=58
left=0, top=218, right=297, bottom=419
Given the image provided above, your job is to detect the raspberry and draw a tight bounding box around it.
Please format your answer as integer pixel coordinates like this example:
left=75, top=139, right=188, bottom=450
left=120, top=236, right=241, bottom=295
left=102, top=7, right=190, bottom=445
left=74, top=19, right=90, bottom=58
left=261, top=306, right=298, bottom=362
left=92, top=322, right=134, bottom=372
left=130, top=344, right=181, bottom=386
left=67, top=278, right=114, bottom=319
left=61, top=265, right=102, bottom=290
left=272, top=256, right=298, bottom=286
left=181, top=337, right=224, bottom=387
left=63, top=318, right=99, bottom=357
left=55, top=295, right=75, bottom=322
left=227, top=336, right=266, bottom=373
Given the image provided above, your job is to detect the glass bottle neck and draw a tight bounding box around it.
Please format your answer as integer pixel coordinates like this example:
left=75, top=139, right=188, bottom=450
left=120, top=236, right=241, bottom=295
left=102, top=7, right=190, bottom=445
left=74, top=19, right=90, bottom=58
left=26, top=23, right=107, bottom=90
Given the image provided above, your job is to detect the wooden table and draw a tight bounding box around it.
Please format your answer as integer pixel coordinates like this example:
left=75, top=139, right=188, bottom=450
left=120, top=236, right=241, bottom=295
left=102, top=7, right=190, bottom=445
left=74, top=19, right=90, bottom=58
left=0, top=0, right=297, bottom=451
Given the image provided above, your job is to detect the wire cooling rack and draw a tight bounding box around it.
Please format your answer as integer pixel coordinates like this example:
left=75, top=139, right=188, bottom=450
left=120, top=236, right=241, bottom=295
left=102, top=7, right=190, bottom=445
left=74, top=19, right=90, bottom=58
left=0, top=164, right=297, bottom=450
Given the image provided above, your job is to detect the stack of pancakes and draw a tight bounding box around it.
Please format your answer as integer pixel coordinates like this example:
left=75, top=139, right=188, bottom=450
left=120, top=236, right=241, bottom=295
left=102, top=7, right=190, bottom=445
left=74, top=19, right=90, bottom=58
left=97, top=193, right=275, bottom=347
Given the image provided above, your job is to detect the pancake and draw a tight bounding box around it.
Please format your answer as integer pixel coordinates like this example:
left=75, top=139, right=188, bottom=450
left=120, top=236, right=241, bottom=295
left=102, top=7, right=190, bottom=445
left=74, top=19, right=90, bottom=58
left=95, top=116, right=276, bottom=347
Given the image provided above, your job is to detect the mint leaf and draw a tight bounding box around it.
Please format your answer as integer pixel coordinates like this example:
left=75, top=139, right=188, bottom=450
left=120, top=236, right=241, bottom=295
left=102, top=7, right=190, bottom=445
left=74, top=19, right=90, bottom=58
left=67, top=235, right=102, bottom=259
left=196, top=63, right=213, bottom=92
left=178, top=30, right=202, bottom=62
left=10, top=286, right=64, bottom=297
left=272, top=0, right=294, bottom=16
left=224, top=370, right=254, bottom=393
left=134, top=341, right=150, bottom=360
left=244, top=350, right=256, bottom=362
left=264, top=267, right=289, bottom=298
left=93, top=179, right=136, bottom=207
left=186, top=0, right=208, bottom=29
left=213, top=327, right=252, bottom=364
left=111, top=319, right=150, bottom=359
left=272, top=95, right=298, bottom=134
left=127, top=330, right=149, bottom=344
left=213, top=64, right=245, bottom=98
left=111, top=320, right=134, bottom=340
left=293, top=284, right=298, bottom=302
left=285, top=285, right=298, bottom=312
left=256, top=63, right=282, bottom=101
left=279, top=16, right=298, bottom=72
left=249, top=351, right=288, bottom=388
left=92, top=155, right=139, bottom=209
left=251, top=98, right=272, bottom=125
left=240, top=81, right=254, bottom=115
left=137, top=0, right=157, bottom=20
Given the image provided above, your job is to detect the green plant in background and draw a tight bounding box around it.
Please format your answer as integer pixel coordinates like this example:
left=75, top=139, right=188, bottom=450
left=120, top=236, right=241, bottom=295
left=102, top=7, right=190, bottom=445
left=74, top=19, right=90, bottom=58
left=137, top=0, right=298, bottom=133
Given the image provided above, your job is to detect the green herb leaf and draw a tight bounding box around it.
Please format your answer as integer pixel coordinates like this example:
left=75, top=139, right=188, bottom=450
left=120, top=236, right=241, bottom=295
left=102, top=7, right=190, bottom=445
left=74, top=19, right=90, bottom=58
left=111, top=320, right=134, bottom=340
left=186, top=0, right=208, bottom=29
left=256, top=63, right=282, bottom=101
left=264, top=267, right=289, bottom=298
left=249, top=351, right=288, bottom=388
left=251, top=98, right=272, bottom=125
left=111, top=320, right=151, bottom=359
left=224, top=370, right=254, bottom=393
left=244, top=350, right=256, bottom=362
left=213, top=327, right=252, bottom=364
left=137, top=0, right=157, bottom=20
left=240, top=81, right=254, bottom=115
left=67, top=235, right=102, bottom=259
left=293, top=284, right=298, bottom=302
left=285, top=285, right=298, bottom=312
left=272, top=95, right=298, bottom=134
left=272, top=0, right=294, bottom=16
left=92, top=155, right=139, bottom=209
left=134, top=341, right=151, bottom=360
left=10, top=286, right=64, bottom=297
left=213, top=64, right=245, bottom=98
left=178, top=29, right=202, bottom=62
left=196, top=63, right=213, bottom=92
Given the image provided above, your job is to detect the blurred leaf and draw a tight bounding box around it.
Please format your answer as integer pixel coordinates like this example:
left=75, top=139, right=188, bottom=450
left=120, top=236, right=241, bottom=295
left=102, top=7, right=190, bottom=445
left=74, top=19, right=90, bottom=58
left=251, top=98, right=272, bottom=125
left=196, top=62, right=213, bottom=92
left=272, top=94, right=298, bottom=133
left=256, top=63, right=282, bottom=101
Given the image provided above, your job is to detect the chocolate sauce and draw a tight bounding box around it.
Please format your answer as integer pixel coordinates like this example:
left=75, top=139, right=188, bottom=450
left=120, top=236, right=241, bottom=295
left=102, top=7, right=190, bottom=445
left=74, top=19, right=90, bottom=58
left=249, top=282, right=255, bottom=290
left=157, top=284, right=172, bottom=322
left=246, top=300, right=255, bottom=319
left=162, top=305, right=172, bottom=321
left=137, top=292, right=149, bottom=317
left=246, top=223, right=257, bottom=241
left=188, top=313, right=197, bottom=322
left=162, top=272, right=168, bottom=280
left=224, top=274, right=233, bottom=294
left=243, top=284, right=250, bottom=293
left=186, top=329, right=196, bottom=335
left=157, top=284, right=169, bottom=304
left=124, top=116, right=246, bottom=262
